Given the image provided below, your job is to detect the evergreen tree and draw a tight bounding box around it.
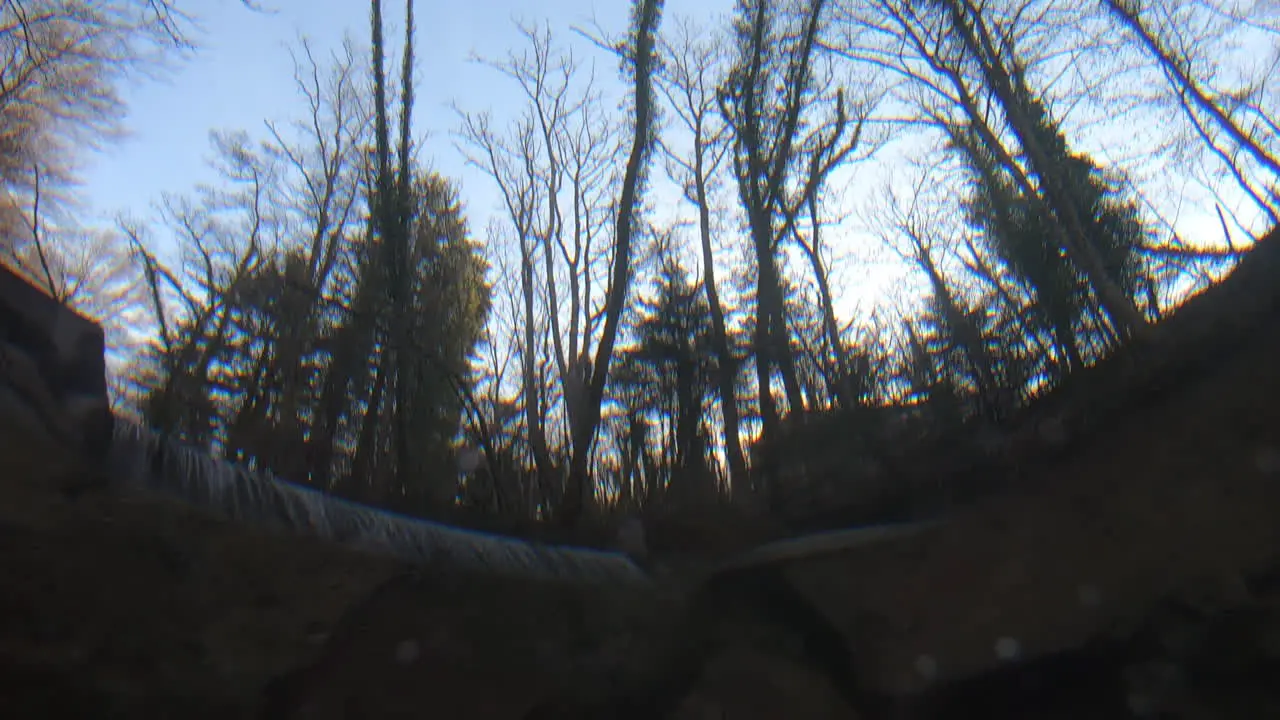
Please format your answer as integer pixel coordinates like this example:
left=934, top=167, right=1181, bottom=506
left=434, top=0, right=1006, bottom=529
left=616, top=255, right=719, bottom=507
left=950, top=74, right=1153, bottom=377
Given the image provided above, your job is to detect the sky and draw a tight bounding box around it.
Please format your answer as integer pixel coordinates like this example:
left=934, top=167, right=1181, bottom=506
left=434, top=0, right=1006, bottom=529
left=76, top=0, right=1274, bottom=327
left=81, top=0, right=653, bottom=227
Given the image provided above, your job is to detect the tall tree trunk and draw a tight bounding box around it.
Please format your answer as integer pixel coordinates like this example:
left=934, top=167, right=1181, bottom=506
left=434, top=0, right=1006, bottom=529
left=351, top=358, right=387, bottom=502
left=561, top=0, right=664, bottom=528
left=724, top=0, right=830, bottom=506
left=370, top=0, right=419, bottom=498
left=392, top=0, right=417, bottom=497
left=750, top=218, right=785, bottom=507
left=1101, top=0, right=1280, bottom=181
left=937, top=0, right=1151, bottom=341
left=797, top=193, right=851, bottom=408
left=518, top=240, right=556, bottom=510
left=692, top=140, right=749, bottom=490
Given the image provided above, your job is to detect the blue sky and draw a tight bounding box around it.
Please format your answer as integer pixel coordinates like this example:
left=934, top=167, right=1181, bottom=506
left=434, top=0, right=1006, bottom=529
left=79, top=0, right=653, bottom=226
left=77, top=0, right=1273, bottom=323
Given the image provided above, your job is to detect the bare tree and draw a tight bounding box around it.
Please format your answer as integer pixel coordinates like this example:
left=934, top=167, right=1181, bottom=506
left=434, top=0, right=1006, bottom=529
left=458, top=20, right=631, bottom=519
left=653, top=16, right=751, bottom=491
left=2, top=0, right=269, bottom=416
left=253, top=33, right=373, bottom=488
left=719, top=0, right=838, bottom=506
left=561, top=0, right=664, bottom=526
left=882, top=178, right=1005, bottom=413
left=457, top=104, right=563, bottom=513
left=780, top=62, right=874, bottom=411
left=122, top=131, right=272, bottom=444
left=828, top=0, right=1153, bottom=347
left=1101, top=0, right=1280, bottom=226
left=8, top=201, right=149, bottom=409
left=262, top=35, right=371, bottom=299
left=0, top=0, right=262, bottom=243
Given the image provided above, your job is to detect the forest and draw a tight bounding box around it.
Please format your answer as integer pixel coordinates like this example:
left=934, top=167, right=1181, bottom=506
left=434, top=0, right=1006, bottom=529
left=2, top=0, right=1277, bottom=535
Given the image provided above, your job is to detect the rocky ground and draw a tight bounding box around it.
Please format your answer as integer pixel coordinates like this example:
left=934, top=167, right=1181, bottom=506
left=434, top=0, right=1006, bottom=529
left=1, top=229, right=1279, bottom=719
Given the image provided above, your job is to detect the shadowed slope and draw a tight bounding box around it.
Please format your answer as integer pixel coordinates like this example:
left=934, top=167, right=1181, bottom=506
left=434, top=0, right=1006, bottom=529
left=2, top=228, right=1280, bottom=717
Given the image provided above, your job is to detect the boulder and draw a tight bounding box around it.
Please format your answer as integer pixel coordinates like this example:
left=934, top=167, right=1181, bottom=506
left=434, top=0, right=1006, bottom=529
left=0, top=262, right=113, bottom=483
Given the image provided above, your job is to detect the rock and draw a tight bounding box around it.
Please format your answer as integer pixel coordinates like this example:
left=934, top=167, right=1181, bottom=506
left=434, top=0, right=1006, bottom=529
left=671, top=646, right=860, bottom=720
left=616, top=516, right=648, bottom=560
left=5, top=230, right=1280, bottom=718
left=259, top=568, right=689, bottom=718
left=0, top=454, right=404, bottom=718
left=0, top=263, right=113, bottom=489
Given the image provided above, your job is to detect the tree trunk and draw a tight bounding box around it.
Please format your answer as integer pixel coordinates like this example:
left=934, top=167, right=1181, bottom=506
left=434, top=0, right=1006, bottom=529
left=691, top=133, right=749, bottom=490
left=940, top=0, right=1151, bottom=341
left=562, top=0, right=664, bottom=528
